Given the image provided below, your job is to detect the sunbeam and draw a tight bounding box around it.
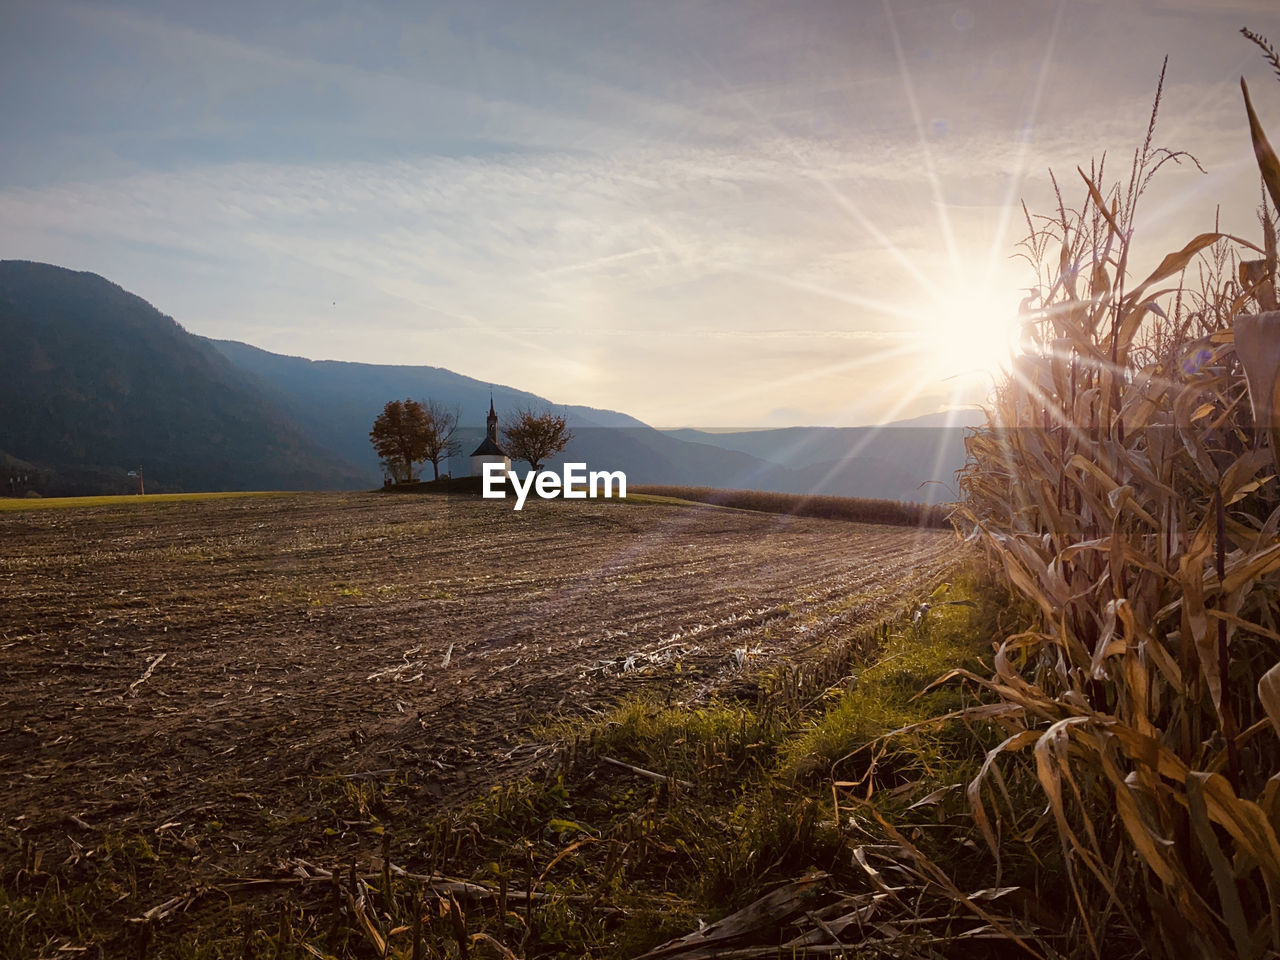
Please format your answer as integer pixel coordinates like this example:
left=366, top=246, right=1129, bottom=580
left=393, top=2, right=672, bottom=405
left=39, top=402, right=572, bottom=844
left=883, top=0, right=962, bottom=275
left=980, top=0, right=1067, bottom=292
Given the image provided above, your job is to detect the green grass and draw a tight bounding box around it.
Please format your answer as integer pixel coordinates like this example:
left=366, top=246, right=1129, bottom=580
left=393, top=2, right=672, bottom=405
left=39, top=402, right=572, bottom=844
left=2, top=562, right=1019, bottom=957
left=780, top=584, right=988, bottom=783
left=452, top=571, right=1001, bottom=956
left=0, top=491, right=296, bottom=511
left=333, top=565, right=999, bottom=958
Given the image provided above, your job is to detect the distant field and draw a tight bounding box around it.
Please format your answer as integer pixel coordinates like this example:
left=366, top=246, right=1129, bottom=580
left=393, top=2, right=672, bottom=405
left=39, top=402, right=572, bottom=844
left=0, top=490, right=294, bottom=511
left=629, top=484, right=951, bottom=527
left=0, top=491, right=952, bottom=949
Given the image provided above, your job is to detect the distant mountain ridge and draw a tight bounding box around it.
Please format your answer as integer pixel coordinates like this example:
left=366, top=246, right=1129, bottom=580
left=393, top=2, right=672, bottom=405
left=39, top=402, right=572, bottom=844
left=201, top=339, right=806, bottom=488
left=0, top=261, right=369, bottom=494
left=202, top=340, right=972, bottom=500
left=659, top=419, right=981, bottom=501
left=207, top=339, right=648, bottom=429
left=0, top=260, right=975, bottom=500
left=202, top=338, right=652, bottom=479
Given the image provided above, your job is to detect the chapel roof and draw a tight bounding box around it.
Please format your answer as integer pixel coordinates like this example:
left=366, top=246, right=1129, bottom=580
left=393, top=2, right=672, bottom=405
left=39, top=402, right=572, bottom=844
left=470, top=436, right=507, bottom=457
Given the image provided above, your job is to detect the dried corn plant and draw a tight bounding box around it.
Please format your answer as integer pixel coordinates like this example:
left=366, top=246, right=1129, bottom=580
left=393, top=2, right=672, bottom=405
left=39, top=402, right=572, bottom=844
left=949, top=57, right=1280, bottom=958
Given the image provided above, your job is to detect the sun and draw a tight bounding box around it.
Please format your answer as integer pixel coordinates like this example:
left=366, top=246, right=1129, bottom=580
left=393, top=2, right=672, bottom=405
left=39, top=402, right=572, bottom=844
left=916, top=274, right=1022, bottom=381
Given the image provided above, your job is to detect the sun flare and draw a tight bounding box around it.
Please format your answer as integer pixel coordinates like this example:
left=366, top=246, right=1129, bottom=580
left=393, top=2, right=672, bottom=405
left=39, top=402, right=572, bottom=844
left=917, top=275, right=1022, bottom=381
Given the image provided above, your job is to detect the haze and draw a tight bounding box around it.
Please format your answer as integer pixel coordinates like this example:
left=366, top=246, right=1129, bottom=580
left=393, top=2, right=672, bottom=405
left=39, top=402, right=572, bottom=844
left=2, top=0, right=1278, bottom=426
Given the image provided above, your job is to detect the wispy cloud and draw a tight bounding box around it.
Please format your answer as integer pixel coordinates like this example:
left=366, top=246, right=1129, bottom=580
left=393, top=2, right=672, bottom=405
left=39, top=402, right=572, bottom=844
left=2, top=0, right=1277, bottom=426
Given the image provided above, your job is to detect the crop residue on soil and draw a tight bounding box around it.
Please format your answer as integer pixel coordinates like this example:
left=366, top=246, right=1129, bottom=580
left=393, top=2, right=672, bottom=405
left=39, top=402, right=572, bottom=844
left=0, top=492, right=950, bottom=911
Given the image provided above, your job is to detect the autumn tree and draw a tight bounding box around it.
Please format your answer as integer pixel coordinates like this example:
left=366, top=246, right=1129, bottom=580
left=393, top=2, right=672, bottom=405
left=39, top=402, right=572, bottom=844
left=421, top=399, right=461, bottom=480
left=501, top=408, right=574, bottom=472
left=369, top=399, right=432, bottom=483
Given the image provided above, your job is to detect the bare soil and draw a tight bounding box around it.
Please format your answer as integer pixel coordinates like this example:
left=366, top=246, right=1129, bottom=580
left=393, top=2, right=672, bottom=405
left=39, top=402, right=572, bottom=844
left=0, top=492, right=951, bottom=931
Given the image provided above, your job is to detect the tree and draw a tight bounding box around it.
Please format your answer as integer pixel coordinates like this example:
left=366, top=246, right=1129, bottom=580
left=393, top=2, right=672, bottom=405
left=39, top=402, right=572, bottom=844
left=421, top=400, right=461, bottom=480
left=369, top=399, right=432, bottom=483
left=502, top=408, right=574, bottom=471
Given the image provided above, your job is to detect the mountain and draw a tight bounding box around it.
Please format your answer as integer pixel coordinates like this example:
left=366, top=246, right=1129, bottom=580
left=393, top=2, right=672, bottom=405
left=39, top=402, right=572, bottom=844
left=199, top=340, right=966, bottom=500
left=203, top=339, right=813, bottom=488
left=202, top=338, right=651, bottom=479
left=659, top=417, right=984, bottom=502
left=0, top=259, right=974, bottom=501
left=0, top=260, right=369, bottom=494
left=198, top=339, right=972, bottom=500
left=882, top=409, right=988, bottom=430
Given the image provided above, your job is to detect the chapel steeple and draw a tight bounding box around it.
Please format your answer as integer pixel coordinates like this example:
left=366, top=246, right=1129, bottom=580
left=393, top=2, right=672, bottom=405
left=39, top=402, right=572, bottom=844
left=470, top=395, right=510, bottom=477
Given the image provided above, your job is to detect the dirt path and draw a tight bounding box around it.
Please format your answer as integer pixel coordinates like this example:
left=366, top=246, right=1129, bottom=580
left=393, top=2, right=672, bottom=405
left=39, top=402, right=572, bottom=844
left=0, top=492, right=952, bottom=923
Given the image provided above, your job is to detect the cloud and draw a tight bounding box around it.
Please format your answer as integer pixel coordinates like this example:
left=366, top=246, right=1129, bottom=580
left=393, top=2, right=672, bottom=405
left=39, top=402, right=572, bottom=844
left=0, top=75, right=1263, bottom=423
left=3, top=0, right=1277, bottom=425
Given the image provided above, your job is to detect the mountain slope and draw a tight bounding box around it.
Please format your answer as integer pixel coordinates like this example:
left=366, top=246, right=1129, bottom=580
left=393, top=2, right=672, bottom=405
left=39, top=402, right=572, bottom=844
left=203, top=338, right=651, bottom=478
left=660, top=422, right=979, bottom=502
left=203, top=338, right=960, bottom=500
left=205, top=338, right=800, bottom=487
left=0, top=261, right=368, bottom=494
left=0, top=259, right=970, bottom=501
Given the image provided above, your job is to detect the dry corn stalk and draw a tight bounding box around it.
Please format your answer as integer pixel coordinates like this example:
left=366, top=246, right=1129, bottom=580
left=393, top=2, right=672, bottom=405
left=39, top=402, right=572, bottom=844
left=949, top=73, right=1280, bottom=959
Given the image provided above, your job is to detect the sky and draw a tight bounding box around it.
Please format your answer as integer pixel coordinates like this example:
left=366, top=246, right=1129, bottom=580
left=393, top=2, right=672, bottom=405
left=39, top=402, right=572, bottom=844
left=2, top=0, right=1280, bottom=428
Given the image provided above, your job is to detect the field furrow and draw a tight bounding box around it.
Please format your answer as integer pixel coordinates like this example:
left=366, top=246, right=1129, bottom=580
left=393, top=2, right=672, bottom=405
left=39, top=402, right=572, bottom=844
left=0, top=491, right=952, bottom=898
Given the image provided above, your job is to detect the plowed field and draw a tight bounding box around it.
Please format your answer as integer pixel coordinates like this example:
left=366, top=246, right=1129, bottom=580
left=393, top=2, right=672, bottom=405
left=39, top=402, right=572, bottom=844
left=0, top=492, right=951, bottom=933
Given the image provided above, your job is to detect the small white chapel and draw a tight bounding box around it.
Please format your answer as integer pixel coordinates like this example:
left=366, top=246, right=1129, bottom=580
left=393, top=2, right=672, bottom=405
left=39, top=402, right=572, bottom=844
left=469, top=398, right=511, bottom=477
